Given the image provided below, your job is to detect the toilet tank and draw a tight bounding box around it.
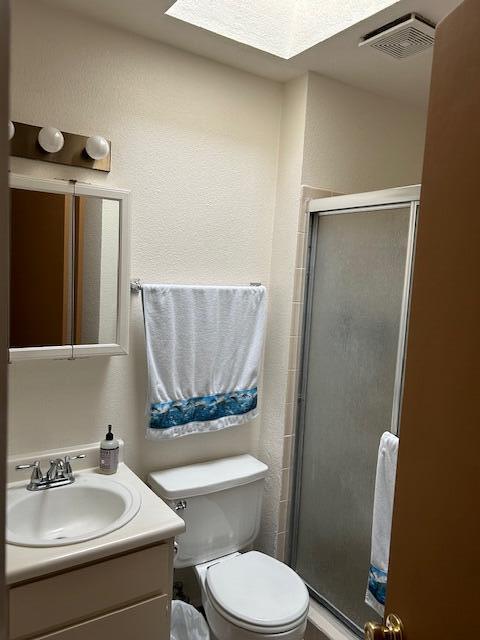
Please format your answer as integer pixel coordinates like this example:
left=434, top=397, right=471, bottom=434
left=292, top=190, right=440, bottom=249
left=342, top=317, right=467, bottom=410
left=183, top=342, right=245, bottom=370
left=148, top=455, right=268, bottom=568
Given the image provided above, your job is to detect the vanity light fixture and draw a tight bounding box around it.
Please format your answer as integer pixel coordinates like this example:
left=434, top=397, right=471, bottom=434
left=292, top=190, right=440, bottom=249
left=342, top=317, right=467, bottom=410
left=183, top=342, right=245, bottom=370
left=8, top=121, right=15, bottom=140
left=85, top=135, right=110, bottom=161
left=10, top=121, right=111, bottom=171
left=38, top=126, right=65, bottom=153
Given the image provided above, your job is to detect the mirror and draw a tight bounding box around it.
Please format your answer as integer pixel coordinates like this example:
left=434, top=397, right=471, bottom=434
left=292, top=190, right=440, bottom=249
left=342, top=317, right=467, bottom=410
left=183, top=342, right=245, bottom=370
left=10, top=187, right=74, bottom=349
left=74, top=196, right=120, bottom=345
left=9, top=175, right=130, bottom=361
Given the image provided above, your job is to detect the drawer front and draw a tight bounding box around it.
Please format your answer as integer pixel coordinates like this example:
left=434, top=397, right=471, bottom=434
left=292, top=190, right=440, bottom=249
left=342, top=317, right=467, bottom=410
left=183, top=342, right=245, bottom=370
left=10, top=543, right=173, bottom=640
left=35, top=595, right=170, bottom=640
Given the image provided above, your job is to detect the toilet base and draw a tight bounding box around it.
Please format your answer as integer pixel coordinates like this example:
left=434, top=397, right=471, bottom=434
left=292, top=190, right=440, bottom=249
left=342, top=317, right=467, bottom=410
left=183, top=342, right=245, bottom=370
left=205, top=596, right=307, bottom=640
left=194, top=553, right=308, bottom=640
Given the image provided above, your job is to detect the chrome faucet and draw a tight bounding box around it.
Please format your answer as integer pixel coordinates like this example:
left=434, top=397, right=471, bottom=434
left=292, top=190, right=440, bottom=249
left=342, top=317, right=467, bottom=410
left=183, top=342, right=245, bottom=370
left=16, top=454, right=86, bottom=491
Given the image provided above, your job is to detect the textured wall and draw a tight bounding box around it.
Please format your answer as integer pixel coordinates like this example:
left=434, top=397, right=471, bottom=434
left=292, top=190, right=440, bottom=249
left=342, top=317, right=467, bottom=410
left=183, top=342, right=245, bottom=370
left=8, top=1, right=282, bottom=481
left=259, top=71, right=427, bottom=558
left=303, top=72, right=427, bottom=192
left=8, top=0, right=428, bottom=562
left=257, top=75, right=308, bottom=555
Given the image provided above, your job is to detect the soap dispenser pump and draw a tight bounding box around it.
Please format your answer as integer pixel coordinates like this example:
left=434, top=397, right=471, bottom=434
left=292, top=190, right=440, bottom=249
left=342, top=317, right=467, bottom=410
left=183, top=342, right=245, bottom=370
left=99, top=425, right=119, bottom=474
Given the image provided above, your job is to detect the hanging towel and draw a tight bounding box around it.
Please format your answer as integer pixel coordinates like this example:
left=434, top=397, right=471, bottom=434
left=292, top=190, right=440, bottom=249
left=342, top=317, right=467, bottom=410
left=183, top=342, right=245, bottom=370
left=365, top=431, right=399, bottom=616
left=142, top=284, right=267, bottom=440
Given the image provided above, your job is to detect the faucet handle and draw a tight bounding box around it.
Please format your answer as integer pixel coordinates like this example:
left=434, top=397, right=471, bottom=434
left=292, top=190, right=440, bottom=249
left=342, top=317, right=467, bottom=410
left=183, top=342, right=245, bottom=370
left=64, top=454, right=85, bottom=476
left=16, top=460, right=43, bottom=483
left=16, top=461, right=39, bottom=470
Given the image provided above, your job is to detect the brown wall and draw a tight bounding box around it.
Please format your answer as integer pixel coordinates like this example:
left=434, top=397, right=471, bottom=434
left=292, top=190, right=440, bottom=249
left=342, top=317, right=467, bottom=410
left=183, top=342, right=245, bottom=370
left=387, top=1, right=480, bottom=638
left=0, top=0, right=9, bottom=638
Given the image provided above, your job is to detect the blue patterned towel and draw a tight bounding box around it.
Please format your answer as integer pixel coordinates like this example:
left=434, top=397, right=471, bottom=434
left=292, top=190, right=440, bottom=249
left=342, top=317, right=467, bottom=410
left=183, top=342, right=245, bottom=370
left=142, top=284, right=267, bottom=439
left=365, top=431, right=399, bottom=615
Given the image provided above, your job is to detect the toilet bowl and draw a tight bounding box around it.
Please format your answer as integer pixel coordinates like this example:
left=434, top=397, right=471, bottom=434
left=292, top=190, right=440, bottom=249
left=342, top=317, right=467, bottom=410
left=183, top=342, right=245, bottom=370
left=148, top=455, right=309, bottom=640
left=195, top=552, right=308, bottom=640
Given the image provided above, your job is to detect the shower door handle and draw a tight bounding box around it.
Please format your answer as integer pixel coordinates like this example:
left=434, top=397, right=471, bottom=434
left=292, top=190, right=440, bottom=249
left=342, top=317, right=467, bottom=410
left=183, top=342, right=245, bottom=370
left=364, top=614, right=403, bottom=640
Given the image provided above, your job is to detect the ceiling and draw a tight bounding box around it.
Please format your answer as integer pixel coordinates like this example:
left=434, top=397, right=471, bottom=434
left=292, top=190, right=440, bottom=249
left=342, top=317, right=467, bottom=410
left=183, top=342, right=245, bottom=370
left=40, top=0, right=462, bottom=109
left=165, top=0, right=402, bottom=59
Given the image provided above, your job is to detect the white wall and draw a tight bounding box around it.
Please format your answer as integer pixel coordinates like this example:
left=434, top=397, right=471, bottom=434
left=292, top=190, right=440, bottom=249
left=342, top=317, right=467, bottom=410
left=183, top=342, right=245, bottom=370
left=257, top=75, right=308, bottom=554
left=8, top=0, right=428, bottom=560
left=8, top=1, right=282, bottom=482
left=302, top=72, right=427, bottom=192
left=257, top=71, right=427, bottom=557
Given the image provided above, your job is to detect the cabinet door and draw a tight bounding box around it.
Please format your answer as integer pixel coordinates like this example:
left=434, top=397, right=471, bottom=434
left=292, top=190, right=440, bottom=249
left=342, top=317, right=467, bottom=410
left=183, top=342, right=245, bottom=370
left=8, top=175, right=131, bottom=361
left=9, top=543, right=172, bottom=639
left=35, top=595, right=169, bottom=640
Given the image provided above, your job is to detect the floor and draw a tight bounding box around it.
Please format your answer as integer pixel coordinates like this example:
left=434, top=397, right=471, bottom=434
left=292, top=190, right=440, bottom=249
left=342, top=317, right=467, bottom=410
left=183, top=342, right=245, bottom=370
left=305, top=620, right=330, bottom=640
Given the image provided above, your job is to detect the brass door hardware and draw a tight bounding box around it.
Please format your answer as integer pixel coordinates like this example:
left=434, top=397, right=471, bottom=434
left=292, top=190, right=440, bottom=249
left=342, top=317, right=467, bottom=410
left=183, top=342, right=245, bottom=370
left=365, top=614, right=404, bottom=640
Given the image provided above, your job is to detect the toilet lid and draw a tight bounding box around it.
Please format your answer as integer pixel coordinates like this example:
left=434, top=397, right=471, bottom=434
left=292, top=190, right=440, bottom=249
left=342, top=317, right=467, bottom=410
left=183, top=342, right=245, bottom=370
left=206, top=551, right=309, bottom=632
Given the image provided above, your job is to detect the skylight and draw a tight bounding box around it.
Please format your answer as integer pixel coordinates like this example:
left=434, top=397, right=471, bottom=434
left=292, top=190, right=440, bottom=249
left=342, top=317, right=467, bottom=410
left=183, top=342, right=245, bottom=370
left=166, top=0, right=402, bottom=59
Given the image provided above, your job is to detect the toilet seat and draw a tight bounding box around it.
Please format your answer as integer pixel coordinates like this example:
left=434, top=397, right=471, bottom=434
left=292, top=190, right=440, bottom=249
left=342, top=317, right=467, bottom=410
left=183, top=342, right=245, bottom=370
left=205, top=551, right=309, bottom=634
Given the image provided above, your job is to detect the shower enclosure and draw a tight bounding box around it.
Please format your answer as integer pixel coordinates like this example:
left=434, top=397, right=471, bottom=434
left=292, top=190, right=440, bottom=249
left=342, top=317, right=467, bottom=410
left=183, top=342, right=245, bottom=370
left=290, top=186, right=420, bottom=635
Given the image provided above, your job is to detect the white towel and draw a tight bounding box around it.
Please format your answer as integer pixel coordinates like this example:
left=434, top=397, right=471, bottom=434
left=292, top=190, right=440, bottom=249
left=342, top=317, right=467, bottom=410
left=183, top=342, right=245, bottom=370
left=365, top=431, right=399, bottom=616
left=142, top=284, right=267, bottom=440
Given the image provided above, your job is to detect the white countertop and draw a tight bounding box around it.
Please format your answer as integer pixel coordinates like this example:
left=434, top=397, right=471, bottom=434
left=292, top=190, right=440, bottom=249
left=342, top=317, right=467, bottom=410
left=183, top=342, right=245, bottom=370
left=6, top=463, right=185, bottom=585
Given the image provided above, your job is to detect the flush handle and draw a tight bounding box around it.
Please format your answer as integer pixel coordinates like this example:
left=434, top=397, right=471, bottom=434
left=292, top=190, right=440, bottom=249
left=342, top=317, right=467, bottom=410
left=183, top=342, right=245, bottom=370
left=174, top=500, right=187, bottom=511
left=365, top=614, right=404, bottom=640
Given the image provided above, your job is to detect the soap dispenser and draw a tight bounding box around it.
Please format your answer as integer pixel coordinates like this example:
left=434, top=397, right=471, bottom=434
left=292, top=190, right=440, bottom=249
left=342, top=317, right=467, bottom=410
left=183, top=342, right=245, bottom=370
left=99, top=425, right=119, bottom=474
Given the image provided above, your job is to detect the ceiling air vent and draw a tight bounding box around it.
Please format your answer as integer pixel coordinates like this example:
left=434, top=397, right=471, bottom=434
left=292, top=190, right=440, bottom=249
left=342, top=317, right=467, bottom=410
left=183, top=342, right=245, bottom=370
left=359, top=13, right=435, bottom=59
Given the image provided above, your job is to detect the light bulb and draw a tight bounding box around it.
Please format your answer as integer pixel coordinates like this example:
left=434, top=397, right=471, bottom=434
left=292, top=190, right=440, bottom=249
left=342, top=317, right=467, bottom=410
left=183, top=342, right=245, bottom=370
left=38, top=126, right=64, bottom=153
left=85, top=135, right=109, bottom=160
left=8, top=121, right=15, bottom=141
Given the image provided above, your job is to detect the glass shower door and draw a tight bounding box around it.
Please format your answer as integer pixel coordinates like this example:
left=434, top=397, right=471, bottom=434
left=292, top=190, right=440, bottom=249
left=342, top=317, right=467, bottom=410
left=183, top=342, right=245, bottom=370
left=292, top=202, right=417, bottom=634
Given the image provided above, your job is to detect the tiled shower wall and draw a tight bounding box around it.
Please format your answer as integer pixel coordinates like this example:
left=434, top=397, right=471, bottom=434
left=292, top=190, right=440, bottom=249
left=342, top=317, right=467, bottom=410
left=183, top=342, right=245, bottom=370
left=275, top=185, right=334, bottom=562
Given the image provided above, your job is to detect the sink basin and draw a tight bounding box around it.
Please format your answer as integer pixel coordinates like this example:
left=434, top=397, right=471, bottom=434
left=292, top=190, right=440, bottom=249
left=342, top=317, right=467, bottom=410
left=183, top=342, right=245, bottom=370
left=7, top=473, right=141, bottom=547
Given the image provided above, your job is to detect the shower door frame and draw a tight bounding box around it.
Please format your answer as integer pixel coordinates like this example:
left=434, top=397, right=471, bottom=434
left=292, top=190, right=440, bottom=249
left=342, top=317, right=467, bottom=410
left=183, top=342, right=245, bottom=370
left=289, top=185, right=421, bottom=635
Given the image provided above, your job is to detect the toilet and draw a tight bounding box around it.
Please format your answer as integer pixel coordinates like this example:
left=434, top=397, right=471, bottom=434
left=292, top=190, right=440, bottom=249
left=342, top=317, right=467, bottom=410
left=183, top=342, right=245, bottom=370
left=148, top=454, right=309, bottom=640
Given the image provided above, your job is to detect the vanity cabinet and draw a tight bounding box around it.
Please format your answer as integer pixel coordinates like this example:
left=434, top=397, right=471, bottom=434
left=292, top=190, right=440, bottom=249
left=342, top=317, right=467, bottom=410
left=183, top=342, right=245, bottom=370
left=31, top=597, right=169, bottom=640
left=8, top=541, right=173, bottom=640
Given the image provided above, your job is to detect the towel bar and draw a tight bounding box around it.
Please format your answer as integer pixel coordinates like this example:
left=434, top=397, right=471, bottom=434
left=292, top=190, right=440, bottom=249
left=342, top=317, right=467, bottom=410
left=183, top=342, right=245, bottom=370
left=130, top=279, right=262, bottom=292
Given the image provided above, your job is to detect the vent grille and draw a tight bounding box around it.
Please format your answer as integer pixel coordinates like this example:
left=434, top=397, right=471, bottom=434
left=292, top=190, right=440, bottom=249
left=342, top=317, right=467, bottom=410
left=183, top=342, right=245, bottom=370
left=360, top=14, right=435, bottom=59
